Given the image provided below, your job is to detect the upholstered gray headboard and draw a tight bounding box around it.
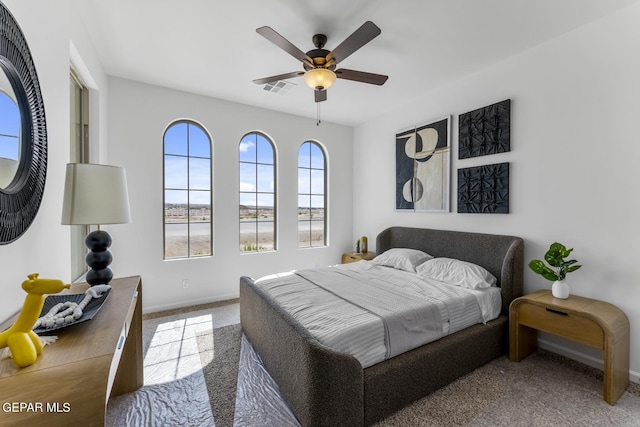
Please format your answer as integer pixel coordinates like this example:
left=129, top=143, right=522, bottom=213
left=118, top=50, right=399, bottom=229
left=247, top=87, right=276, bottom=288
left=376, top=227, right=524, bottom=314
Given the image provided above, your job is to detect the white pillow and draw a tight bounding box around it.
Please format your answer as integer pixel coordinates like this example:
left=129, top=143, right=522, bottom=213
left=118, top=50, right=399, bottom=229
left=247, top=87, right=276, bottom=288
left=371, top=248, right=433, bottom=272
left=416, top=257, right=497, bottom=289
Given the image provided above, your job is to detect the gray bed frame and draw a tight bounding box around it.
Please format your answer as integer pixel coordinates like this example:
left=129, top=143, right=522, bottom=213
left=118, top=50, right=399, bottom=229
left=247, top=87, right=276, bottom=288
left=240, top=226, right=524, bottom=426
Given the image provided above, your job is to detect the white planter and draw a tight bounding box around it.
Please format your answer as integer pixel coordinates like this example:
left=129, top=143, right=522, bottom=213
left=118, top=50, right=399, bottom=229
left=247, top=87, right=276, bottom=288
left=552, top=280, right=570, bottom=299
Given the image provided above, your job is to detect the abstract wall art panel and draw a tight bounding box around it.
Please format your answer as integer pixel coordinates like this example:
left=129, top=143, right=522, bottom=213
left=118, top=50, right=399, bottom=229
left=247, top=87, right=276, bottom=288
left=459, top=99, right=511, bottom=159
left=457, top=162, right=509, bottom=213
left=395, top=117, right=450, bottom=212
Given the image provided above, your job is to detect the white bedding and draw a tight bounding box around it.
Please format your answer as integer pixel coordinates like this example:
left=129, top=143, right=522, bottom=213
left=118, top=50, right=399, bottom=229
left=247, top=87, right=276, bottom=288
left=255, top=261, right=501, bottom=368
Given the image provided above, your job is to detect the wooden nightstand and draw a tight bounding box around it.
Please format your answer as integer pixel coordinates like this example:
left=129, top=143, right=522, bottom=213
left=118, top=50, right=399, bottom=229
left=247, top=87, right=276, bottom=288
left=509, top=290, right=630, bottom=405
left=0, top=276, right=143, bottom=425
left=341, top=252, right=376, bottom=264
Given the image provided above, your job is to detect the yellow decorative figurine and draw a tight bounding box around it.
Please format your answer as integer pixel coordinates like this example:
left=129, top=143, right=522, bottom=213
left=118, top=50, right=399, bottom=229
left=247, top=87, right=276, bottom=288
left=0, top=274, right=70, bottom=367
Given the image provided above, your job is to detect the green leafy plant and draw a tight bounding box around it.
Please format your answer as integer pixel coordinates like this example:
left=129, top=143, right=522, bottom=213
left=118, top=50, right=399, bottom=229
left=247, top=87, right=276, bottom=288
left=528, top=242, right=582, bottom=282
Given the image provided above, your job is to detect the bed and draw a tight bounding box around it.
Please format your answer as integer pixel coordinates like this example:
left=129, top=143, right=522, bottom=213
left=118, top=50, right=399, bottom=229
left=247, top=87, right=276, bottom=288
left=240, top=226, right=524, bottom=426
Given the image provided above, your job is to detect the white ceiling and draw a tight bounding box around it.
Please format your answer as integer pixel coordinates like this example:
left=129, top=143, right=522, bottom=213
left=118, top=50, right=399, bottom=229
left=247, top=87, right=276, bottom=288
left=73, top=0, right=639, bottom=126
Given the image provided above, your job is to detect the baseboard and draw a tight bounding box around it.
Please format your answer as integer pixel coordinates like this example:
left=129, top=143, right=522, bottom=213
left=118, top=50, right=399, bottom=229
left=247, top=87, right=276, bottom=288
left=143, top=292, right=239, bottom=314
left=538, top=338, right=640, bottom=385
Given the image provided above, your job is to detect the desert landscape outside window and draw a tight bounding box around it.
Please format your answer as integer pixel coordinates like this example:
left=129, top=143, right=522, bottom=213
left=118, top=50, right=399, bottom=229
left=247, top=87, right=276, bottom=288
left=163, top=120, right=212, bottom=259
left=298, top=141, right=326, bottom=247
left=239, top=132, right=276, bottom=252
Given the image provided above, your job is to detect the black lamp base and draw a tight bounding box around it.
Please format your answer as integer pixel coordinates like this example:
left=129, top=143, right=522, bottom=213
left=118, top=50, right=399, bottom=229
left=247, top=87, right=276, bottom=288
left=85, top=229, right=114, bottom=286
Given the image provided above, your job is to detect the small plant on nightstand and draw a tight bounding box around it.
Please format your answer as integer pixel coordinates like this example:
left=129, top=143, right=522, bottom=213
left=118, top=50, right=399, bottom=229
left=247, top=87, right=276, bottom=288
left=529, top=242, right=581, bottom=299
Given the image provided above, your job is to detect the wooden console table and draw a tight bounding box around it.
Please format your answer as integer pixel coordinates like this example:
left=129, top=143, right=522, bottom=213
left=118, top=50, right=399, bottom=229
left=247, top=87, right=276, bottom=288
left=0, top=276, right=143, bottom=425
left=509, top=290, right=629, bottom=405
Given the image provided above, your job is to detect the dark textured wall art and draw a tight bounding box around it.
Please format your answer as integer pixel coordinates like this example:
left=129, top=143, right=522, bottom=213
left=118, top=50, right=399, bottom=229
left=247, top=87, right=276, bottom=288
left=395, top=117, right=450, bottom=212
left=459, top=99, right=510, bottom=159
left=458, top=162, right=509, bottom=213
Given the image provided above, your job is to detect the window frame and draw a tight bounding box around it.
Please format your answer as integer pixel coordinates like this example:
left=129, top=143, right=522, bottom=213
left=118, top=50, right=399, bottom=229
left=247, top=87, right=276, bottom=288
left=297, top=140, right=327, bottom=248
left=239, top=131, right=277, bottom=253
left=69, top=69, right=90, bottom=281
left=163, top=119, right=213, bottom=260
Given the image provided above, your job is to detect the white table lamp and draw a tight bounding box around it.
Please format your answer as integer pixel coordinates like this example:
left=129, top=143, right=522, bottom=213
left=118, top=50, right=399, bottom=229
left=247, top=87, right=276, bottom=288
left=61, top=163, right=131, bottom=285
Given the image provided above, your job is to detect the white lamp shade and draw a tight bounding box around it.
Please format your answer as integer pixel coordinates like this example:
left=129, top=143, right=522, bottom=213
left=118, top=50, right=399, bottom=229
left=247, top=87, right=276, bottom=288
left=303, top=68, right=337, bottom=90
left=61, top=163, right=131, bottom=225
left=0, top=157, right=19, bottom=188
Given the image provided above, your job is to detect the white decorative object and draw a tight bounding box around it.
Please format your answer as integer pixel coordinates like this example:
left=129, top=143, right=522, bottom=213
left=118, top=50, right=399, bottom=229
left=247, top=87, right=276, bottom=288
left=33, top=284, right=111, bottom=329
left=552, top=280, right=570, bottom=299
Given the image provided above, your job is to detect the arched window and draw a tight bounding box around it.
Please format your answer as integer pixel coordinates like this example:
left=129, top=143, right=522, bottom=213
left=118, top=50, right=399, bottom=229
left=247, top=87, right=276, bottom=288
left=298, top=141, right=326, bottom=247
left=239, top=132, right=276, bottom=252
left=163, top=120, right=212, bottom=259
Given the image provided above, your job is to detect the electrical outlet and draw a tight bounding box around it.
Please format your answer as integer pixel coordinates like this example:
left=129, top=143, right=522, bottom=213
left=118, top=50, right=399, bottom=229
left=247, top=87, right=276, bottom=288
left=182, top=279, right=189, bottom=289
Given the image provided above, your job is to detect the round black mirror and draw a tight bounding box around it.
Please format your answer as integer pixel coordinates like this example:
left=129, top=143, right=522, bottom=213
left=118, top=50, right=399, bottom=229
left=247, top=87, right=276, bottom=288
left=0, top=4, right=47, bottom=244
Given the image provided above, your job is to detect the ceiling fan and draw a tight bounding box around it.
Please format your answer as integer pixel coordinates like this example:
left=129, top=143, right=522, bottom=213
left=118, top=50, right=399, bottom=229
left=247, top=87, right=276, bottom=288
left=253, top=21, right=388, bottom=103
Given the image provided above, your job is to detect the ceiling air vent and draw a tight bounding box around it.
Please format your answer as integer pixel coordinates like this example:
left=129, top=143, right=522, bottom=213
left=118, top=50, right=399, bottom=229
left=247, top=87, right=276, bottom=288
left=263, top=80, right=296, bottom=95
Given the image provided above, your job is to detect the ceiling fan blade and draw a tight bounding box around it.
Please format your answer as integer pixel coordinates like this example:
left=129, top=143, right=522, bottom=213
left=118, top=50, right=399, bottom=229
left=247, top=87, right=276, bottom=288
left=315, top=89, right=327, bottom=103
left=326, top=21, right=381, bottom=65
left=256, top=26, right=313, bottom=67
left=253, top=71, right=304, bottom=85
left=335, top=69, right=388, bottom=85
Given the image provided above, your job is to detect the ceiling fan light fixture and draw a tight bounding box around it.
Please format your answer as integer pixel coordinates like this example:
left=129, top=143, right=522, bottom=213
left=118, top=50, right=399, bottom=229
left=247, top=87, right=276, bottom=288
left=304, top=68, right=336, bottom=91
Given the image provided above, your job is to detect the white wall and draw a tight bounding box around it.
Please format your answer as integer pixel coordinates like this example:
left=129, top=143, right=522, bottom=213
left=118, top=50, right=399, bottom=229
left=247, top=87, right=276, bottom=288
left=0, top=1, right=109, bottom=321
left=106, top=77, right=353, bottom=312
left=2, top=0, right=637, bottom=384
left=353, top=3, right=640, bottom=381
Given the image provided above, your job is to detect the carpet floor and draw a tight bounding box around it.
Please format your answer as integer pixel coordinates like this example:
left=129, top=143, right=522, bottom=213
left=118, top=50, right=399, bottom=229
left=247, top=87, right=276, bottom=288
left=198, top=323, right=242, bottom=427
left=107, top=302, right=640, bottom=426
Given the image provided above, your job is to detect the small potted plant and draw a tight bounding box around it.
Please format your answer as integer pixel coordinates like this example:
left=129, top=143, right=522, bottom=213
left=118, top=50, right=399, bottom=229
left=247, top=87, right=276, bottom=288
left=529, top=242, right=581, bottom=299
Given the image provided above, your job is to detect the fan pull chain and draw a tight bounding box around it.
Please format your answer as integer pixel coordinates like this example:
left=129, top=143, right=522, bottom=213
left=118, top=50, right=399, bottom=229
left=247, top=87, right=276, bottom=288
left=316, top=103, right=321, bottom=126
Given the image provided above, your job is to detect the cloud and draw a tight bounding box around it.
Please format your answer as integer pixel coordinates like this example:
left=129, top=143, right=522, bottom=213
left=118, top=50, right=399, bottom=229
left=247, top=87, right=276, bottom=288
left=239, top=141, right=255, bottom=153
left=240, top=182, right=255, bottom=192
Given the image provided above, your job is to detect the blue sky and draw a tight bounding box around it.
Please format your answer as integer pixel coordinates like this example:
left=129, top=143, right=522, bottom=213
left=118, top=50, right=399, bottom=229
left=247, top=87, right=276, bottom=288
left=239, top=133, right=275, bottom=207
left=298, top=141, right=325, bottom=208
left=164, top=126, right=326, bottom=209
left=0, top=92, right=20, bottom=161
left=164, top=122, right=211, bottom=205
